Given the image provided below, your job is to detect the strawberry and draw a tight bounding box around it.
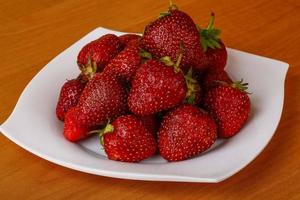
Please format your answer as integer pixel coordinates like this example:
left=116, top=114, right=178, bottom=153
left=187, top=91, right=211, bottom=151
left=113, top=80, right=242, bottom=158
left=56, top=76, right=86, bottom=121
left=119, top=34, right=141, bottom=47
left=63, top=107, right=94, bottom=142
left=103, top=44, right=142, bottom=83
left=203, top=80, right=251, bottom=138
left=127, top=38, right=141, bottom=48
left=128, top=59, right=187, bottom=116
left=139, top=115, right=159, bottom=136
left=201, top=67, right=232, bottom=91
left=199, top=13, right=227, bottom=70
left=158, top=104, right=217, bottom=161
left=77, top=34, right=123, bottom=79
left=77, top=73, right=127, bottom=126
left=205, top=42, right=227, bottom=70
left=101, top=115, right=157, bottom=162
left=141, top=4, right=205, bottom=72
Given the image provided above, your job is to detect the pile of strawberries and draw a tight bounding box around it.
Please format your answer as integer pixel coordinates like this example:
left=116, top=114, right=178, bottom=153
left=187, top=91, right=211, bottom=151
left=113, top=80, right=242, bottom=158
left=56, top=3, right=250, bottom=162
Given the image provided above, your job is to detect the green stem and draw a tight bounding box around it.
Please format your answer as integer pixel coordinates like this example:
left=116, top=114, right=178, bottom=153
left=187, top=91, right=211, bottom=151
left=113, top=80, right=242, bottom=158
left=207, top=12, right=215, bottom=30
left=89, top=123, right=114, bottom=146
left=174, top=53, right=182, bottom=73
left=103, top=124, right=114, bottom=134
left=168, top=0, right=178, bottom=11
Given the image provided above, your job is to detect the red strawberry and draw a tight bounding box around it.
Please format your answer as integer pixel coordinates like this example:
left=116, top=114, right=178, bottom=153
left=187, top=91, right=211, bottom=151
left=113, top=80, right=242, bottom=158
left=103, top=45, right=142, bottom=83
left=158, top=104, right=217, bottom=161
left=56, top=76, right=86, bottom=121
left=199, top=13, right=227, bottom=70
left=126, top=38, right=141, bottom=48
left=101, top=115, right=157, bottom=162
left=141, top=5, right=205, bottom=72
left=77, top=73, right=127, bottom=126
left=63, top=107, right=94, bottom=142
left=77, top=34, right=123, bottom=79
left=201, top=67, right=232, bottom=91
left=203, top=80, right=250, bottom=138
left=139, top=115, right=159, bottom=136
left=128, top=59, right=187, bottom=116
left=205, top=42, right=227, bottom=70
left=119, top=34, right=141, bottom=47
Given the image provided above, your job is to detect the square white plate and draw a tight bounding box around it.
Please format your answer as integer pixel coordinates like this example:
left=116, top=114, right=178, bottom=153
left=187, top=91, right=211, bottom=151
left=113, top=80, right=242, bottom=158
left=0, top=27, right=288, bottom=182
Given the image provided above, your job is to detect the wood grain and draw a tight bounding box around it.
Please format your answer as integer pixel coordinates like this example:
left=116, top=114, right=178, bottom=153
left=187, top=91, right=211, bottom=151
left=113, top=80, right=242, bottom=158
left=0, top=0, right=300, bottom=199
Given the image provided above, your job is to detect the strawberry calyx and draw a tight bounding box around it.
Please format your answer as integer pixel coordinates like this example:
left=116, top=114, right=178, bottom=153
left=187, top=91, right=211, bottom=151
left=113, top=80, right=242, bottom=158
left=76, top=73, right=88, bottom=84
left=160, top=56, right=174, bottom=66
left=159, top=12, right=170, bottom=18
left=159, top=53, right=182, bottom=73
left=174, top=53, right=183, bottom=73
left=100, top=124, right=114, bottom=145
left=79, top=58, right=97, bottom=80
left=89, top=123, right=114, bottom=146
left=159, top=0, right=178, bottom=18
left=159, top=42, right=184, bottom=73
left=139, top=48, right=153, bottom=60
left=184, top=68, right=200, bottom=104
left=198, top=13, right=222, bottom=52
left=231, top=79, right=249, bottom=92
left=216, top=79, right=250, bottom=93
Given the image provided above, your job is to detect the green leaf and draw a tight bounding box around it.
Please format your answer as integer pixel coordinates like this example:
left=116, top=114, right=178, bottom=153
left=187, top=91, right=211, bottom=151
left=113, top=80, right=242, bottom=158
left=208, top=29, right=221, bottom=38
left=139, top=49, right=152, bottom=59
left=206, top=40, right=216, bottom=49
left=159, top=56, right=175, bottom=66
left=159, top=12, right=170, bottom=18
left=185, top=93, right=195, bottom=104
left=198, top=13, right=223, bottom=51
left=200, top=37, right=208, bottom=51
left=210, top=39, right=221, bottom=48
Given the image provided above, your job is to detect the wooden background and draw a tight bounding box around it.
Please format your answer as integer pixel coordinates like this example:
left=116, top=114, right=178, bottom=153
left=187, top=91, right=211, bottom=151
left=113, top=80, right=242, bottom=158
left=1, top=0, right=300, bottom=199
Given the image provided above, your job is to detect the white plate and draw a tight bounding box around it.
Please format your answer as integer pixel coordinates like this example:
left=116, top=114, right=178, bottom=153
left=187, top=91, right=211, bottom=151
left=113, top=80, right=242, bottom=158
left=0, top=27, right=288, bottom=182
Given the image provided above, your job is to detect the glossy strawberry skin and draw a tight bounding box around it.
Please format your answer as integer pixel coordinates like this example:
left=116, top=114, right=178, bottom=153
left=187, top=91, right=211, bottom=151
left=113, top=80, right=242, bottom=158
left=77, top=73, right=128, bottom=126
left=201, top=67, right=232, bottom=91
left=103, top=45, right=141, bottom=83
left=203, top=85, right=250, bottom=138
left=119, top=34, right=141, bottom=47
left=103, top=115, right=157, bottom=162
left=205, top=41, right=227, bottom=70
left=141, top=9, right=205, bottom=71
left=139, top=115, right=159, bottom=136
left=128, top=59, right=187, bottom=116
left=56, top=78, right=86, bottom=121
left=63, top=107, right=93, bottom=142
left=77, top=34, right=123, bottom=72
left=126, top=38, right=141, bottom=48
left=158, top=104, right=217, bottom=161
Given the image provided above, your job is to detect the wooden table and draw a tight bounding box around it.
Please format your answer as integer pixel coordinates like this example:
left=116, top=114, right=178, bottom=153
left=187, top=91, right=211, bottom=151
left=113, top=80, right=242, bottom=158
left=1, top=0, right=299, bottom=199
